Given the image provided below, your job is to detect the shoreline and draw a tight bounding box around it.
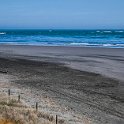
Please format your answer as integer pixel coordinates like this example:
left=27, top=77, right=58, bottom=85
left=1, top=43, right=124, bottom=49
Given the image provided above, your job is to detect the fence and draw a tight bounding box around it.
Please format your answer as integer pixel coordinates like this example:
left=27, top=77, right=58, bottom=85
left=3, top=89, right=59, bottom=124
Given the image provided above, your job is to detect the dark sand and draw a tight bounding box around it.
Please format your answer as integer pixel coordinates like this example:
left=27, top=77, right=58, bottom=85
left=0, top=45, right=124, bottom=124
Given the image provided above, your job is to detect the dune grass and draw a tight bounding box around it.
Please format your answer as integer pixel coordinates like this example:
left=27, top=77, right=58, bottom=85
left=0, top=93, right=64, bottom=124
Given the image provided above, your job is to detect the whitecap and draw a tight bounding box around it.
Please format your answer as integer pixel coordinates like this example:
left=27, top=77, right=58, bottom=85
left=70, top=43, right=89, bottom=46
left=103, top=44, right=113, bottom=47
left=96, top=31, right=100, bottom=33
left=115, top=31, right=124, bottom=33
left=0, top=32, right=6, bottom=35
left=103, top=31, right=112, bottom=33
left=49, top=30, right=52, bottom=32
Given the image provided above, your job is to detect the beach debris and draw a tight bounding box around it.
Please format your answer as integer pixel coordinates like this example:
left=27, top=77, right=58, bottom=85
left=0, top=70, right=8, bottom=74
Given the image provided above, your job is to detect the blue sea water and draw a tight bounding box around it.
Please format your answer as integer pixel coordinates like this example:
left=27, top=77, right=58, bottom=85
left=0, top=30, right=124, bottom=48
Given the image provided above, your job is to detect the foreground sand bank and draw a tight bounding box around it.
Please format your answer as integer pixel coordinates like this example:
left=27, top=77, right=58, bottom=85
left=0, top=45, right=124, bottom=124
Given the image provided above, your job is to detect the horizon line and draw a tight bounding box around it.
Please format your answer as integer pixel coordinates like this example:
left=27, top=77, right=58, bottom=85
left=0, top=28, right=124, bottom=30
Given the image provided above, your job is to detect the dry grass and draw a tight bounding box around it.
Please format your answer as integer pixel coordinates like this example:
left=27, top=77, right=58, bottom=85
left=0, top=119, right=15, bottom=124
left=0, top=93, right=65, bottom=124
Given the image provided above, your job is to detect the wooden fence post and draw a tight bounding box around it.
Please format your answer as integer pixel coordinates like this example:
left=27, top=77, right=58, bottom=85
left=36, top=102, right=38, bottom=112
left=8, top=89, right=10, bottom=96
left=56, top=115, right=58, bottom=124
left=18, top=94, right=20, bottom=102
left=8, top=89, right=11, bottom=102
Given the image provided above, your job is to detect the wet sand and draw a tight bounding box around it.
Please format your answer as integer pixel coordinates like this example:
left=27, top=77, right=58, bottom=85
left=0, top=45, right=124, bottom=124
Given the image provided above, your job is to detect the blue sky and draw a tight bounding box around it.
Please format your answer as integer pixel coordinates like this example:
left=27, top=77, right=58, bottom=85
left=0, top=0, right=124, bottom=29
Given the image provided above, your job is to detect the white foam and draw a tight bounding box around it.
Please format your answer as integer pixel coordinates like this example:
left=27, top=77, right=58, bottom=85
left=115, top=31, right=124, bottom=33
left=103, top=31, right=112, bottom=33
left=70, top=43, right=89, bottom=46
left=96, top=31, right=100, bottom=33
left=0, top=32, right=6, bottom=35
left=102, top=43, right=124, bottom=47
left=103, top=44, right=113, bottom=47
left=49, top=30, right=52, bottom=32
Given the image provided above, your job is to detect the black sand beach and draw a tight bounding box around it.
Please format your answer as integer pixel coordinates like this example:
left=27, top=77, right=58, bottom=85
left=0, top=45, right=124, bottom=124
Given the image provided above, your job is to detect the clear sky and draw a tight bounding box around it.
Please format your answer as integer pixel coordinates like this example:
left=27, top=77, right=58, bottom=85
left=0, top=0, right=124, bottom=29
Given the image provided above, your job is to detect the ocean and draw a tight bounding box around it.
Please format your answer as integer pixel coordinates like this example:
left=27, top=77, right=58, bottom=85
left=0, top=29, right=124, bottom=48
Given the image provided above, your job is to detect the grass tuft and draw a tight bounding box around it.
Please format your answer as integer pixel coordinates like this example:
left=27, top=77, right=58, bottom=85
left=0, top=93, right=58, bottom=124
